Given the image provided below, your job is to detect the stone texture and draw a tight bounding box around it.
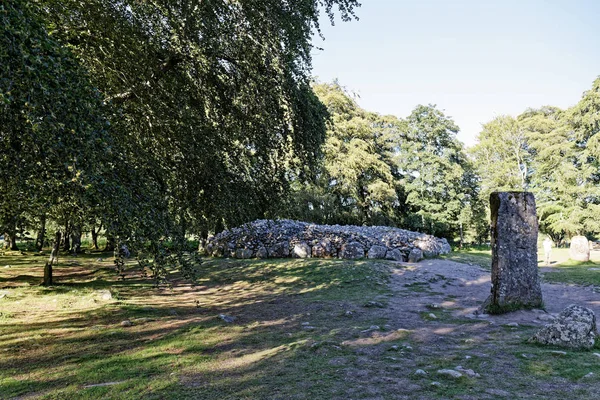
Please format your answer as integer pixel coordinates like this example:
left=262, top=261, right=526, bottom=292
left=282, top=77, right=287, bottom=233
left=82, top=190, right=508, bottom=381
left=569, top=236, right=590, bottom=262
left=385, top=248, right=405, bottom=261
left=255, top=246, right=268, bottom=258
left=367, top=245, right=388, bottom=259
left=485, top=192, right=542, bottom=312
left=437, top=369, right=462, bottom=379
left=340, top=242, right=365, bottom=259
left=267, top=241, right=289, bottom=258
left=530, top=304, right=598, bottom=349
left=292, top=242, right=311, bottom=258
left=408, top=248, right=423, bottom=263
left=235, top=248, right=253, bottom=259
left=311, top=239, right=336, bottom=258
left=207, top=219, right=451, bottom=260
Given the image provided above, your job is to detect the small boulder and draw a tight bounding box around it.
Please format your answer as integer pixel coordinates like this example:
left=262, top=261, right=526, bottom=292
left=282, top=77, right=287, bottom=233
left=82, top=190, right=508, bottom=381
left=530, top=304, right=598, bottom=349
left=219, top=314, right=236, bottom=323
left=292, top=242, right=311, bottom=258
left=235, top=248, right=253, bottom=259
left=367, top=245, right=387, bottom=259
left=340, top=242, right=364, bottom=259
left=120, top=320, right=133, bottom=327
left=385, top=249, right=405, bottom=261
left=408, top=248, right=423, bottom=263
left=437, top=369, right=462, bottom=379
left=255, top=246, right=268, bottom=258
left=268, top=242, right=290, bottom=258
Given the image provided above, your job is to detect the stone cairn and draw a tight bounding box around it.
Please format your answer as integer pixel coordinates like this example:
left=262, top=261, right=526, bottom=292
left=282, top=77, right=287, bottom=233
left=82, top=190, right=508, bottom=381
left=484, top=192, right=543, bottom=313
left=205, top=219, right=451, bottom=261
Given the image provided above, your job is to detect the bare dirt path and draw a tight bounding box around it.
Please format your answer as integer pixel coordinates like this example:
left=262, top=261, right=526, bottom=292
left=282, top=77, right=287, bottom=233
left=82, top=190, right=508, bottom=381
left=355, top=259, right=600, bottom=399
left=388, top=259, right=600, bottom=328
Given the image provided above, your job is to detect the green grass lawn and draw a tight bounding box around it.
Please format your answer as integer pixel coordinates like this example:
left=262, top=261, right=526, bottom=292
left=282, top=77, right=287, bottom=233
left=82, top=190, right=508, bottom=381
left=2, top=245, right=600, bottom=399
left=0, top=252, right=394, bottom=399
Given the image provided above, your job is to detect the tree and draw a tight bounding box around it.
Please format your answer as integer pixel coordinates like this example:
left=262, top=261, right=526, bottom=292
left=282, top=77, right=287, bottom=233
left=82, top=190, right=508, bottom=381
left=285, top=82, right=401, bottom=226
left=397, top=105, right=472, bottom=237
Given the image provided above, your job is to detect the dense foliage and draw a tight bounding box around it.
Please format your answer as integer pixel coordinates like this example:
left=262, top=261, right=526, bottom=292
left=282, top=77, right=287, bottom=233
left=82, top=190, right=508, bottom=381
left=470, top=79, right=600, bottom=244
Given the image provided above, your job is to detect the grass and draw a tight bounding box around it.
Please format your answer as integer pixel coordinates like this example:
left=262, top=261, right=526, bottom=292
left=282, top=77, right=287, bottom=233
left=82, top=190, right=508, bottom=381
left=2, top=245, right=600, bottom=399
left=0, top=251, right=396, bottom=399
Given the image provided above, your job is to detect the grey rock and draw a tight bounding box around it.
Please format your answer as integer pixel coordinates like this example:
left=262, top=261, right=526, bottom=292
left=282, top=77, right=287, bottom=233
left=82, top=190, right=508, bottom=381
left=570, top=236, right=590, bottom=262
left=455, top=365, right=480, bottom=378
left=255, top=246, right=268, bottom=258
left=311, top=239, right=336, bottom=258
left=385, top=249, right=405, bottom=261
left=505, top=322, right=519, bottom=327
left=414, top=369, right=427, bottom=376
left=97, top=289, right=112, bottom=300
left=206, top=219, right=451, bottom=261
left=340, top=241, right=364, bottom=259
left=367, top=245, right=387, bottom=259
left=430, top=381, right=441, bottom=387
left=292, top=242, right=311, bottom=258
left=485, top=192, right=543, bottom=312
left=120, top=320, right=133, bottom=327
left=268, top=242, right=289, bottom=258
left=408, top=248, right=423, bottom=263
left=218, top=314, right=236, bottom=323
left=437, top=369, right=462, bottom=378
left=427, top=313, right=437, bottom=319
left=530, top=304, right=598, bottom=349
left=235, top=248, right=253, bottom=259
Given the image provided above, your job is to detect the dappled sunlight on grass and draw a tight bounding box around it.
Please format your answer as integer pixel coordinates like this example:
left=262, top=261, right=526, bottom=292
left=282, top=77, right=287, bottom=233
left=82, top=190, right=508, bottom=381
left=0, top=252, right=394, bottom=399
left=341, top=329, right=410, bottom=347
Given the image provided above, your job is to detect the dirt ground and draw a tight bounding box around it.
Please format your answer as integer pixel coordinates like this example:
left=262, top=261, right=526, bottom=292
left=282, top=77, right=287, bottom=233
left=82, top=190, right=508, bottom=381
left=360, top=259, right=600, bottom=399
left=389, top=259, right=600, bottom=327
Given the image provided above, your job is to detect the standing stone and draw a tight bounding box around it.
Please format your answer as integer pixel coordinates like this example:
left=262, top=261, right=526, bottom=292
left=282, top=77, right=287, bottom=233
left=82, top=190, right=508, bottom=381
left=569, top=236, right=590, bottom=262
left=485, top=192, right=542, bottom=313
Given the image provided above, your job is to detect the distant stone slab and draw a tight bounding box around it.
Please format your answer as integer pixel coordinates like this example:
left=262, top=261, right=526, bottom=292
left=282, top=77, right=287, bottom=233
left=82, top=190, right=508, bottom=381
left=530, top=304, right=598, bottom=349
left=570, top=236, right=590, bottom=262
left=485, top=192, right=542, bottom=313
left=205, top=219, right=451, bottom=261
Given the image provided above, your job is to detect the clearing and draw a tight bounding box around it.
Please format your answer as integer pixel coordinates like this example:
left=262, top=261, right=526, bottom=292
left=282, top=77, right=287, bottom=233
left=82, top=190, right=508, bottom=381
left=1, top=248, right=600, bottom=399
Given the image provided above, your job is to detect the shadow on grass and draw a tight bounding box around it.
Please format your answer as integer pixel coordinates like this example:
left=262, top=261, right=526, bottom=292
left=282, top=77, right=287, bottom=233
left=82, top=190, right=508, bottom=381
left=0, top=257, right=393, bottom=399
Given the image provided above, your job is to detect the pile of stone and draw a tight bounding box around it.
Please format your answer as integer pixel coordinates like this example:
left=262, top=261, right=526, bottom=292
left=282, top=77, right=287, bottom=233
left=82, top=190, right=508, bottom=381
left=205, top=219, right=451, bottom=261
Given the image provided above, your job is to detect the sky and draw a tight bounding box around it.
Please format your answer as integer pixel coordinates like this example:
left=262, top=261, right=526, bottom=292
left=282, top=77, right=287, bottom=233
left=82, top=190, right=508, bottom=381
left=310, top=0, right=600, bottom=147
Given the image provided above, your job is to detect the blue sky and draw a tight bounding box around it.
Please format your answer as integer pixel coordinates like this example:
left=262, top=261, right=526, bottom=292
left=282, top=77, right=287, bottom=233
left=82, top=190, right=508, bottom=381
left=311, top=0, right=600, bottom=146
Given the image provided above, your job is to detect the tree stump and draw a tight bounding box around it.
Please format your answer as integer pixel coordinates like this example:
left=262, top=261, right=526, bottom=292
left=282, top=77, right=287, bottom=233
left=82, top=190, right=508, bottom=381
left=484, top=192, right=542, bottom=313
left=569, top=236, right=590, bottom=262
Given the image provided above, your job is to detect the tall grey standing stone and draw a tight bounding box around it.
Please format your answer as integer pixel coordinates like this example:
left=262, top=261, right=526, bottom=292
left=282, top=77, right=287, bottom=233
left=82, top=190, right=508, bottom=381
left=569, top=236, right=590, bottom=262
left=485, top=192, right=542, bottom=313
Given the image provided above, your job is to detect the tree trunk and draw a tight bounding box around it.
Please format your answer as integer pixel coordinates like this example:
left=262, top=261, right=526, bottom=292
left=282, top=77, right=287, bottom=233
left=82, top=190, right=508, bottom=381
left=71, top=225, right=82, bottom=254
left=4, top=228, right=19, bottom=251
left=36, top=214, right=46, bottom=251
left=459, top=221, right=464, bottom=249
left=43, top=231, right=61, bottom=286
left=62, top=221, right=71, bottom=252
left=104, top=235, right=115, bottom=252
left=91, top=223, right=101, bottom=250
